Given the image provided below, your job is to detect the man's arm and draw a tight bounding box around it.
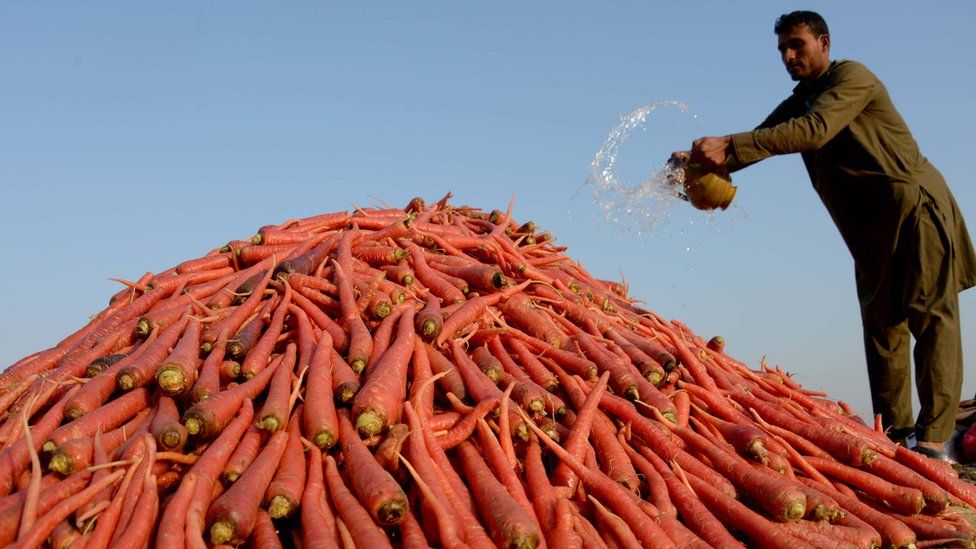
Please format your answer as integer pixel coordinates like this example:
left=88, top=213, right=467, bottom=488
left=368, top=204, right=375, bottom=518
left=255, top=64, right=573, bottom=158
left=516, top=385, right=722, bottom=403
left=686, top=96, right=799, bottom=172
left=728, top=62, right=879, bottom=166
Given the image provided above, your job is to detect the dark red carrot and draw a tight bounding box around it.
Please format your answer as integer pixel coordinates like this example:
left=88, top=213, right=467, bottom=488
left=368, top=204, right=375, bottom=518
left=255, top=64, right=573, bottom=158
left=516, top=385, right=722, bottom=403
left=156, top=316, right=203, bottom=395
left=202, top=267, right=273, bottom=349
left=473, top=418, right=538, bottom=523
left=324, top=454, right=394, bottom=549
left=226, top=299, right=275, bottom=361
left=182, top=356, right=280, bottom=439
left=273, top=233, right=338, bottom=280
left=471, top=344, right=504, bottom=383
left=149, top=395, right=187, bottom=452
left=63, top=331, right=157, bottom=420
left=457, top=441, right=543, bottom=549
left=301, top=445, right=340, bottom=548
left=523, top=437, right=557, bottom=535
left=401, top=403, right=472, bottom=548
left=352, top=307, right=416, bottom=436
left=257, top=343, right=297, bottom=432
left=241, top=285, right=293, bottom=379
left=266, top=409, right=307, bottom=519
left=207, top=428, right=288, bottom=545
left=431, top=262, right=507, bottom=292
left=43, top=388, right=150, bottom=453
left=336, top=410, right=409, bottom=525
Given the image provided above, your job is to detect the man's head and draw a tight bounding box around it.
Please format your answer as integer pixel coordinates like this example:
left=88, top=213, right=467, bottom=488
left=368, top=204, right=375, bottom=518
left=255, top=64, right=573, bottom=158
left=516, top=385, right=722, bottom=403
left=774, top=11, right=830, bottom=83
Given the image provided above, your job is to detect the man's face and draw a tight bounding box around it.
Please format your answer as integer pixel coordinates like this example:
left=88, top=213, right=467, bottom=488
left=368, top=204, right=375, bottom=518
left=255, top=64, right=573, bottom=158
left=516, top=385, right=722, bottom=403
left=777, top=24, right=830, bottom=82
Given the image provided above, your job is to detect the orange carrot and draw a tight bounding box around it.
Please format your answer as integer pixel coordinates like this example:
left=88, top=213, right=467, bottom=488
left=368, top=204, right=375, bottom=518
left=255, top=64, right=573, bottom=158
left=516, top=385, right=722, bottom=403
left=154, top=314, right=203, bottom=396
left=324, top=455, right=393, bottom=549
left=301, top=446, right=340, bottom=548
left=266, top=409, right=306, bottom=519
left=352, top=307, right=416, bottom=436
left=336, top=410, right=409, bottom=525
left=256, top=343, right=297, bottom=432
left=207, top=428, right=288, bottom=545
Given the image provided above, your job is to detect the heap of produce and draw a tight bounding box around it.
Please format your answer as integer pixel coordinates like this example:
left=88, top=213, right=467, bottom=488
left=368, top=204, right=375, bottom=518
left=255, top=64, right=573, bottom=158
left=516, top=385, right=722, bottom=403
left=2, top=194, right=975, bottom=548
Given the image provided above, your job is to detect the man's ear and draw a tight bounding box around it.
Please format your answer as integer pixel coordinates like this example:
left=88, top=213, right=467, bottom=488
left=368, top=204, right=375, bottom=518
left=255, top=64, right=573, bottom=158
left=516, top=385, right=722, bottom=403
left=820, top=34, right=831, bottom=53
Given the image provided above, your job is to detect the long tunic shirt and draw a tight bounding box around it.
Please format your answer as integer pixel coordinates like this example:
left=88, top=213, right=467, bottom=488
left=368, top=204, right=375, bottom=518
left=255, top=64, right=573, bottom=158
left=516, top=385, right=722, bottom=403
left=726, top=59, right=976, bottom=324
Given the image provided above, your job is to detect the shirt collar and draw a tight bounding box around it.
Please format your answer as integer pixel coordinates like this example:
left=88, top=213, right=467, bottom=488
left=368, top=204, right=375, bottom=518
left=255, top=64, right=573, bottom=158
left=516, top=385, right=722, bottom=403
left=792, top=60, right=837, bottom=96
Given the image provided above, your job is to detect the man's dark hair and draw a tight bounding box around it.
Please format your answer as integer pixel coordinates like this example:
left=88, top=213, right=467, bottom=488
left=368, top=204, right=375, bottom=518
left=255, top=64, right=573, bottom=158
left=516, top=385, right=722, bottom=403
left=774, top=11, right=829, bottom=37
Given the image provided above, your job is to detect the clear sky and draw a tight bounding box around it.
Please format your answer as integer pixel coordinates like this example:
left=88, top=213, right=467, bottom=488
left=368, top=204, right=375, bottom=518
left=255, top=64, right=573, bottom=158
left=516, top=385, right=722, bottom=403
left=2, top=2, right=974, bottom=421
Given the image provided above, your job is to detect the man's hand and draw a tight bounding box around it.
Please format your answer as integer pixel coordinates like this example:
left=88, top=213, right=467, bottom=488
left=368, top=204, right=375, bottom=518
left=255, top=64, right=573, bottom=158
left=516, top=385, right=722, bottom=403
left=690, top=135, right=732, bottom=172
left=669, top=150, right=690, bottom=165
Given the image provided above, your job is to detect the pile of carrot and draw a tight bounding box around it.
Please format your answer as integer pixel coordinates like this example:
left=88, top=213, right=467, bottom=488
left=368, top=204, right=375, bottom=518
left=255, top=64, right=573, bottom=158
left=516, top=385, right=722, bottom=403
left=2, top=193, right=975, bottom=549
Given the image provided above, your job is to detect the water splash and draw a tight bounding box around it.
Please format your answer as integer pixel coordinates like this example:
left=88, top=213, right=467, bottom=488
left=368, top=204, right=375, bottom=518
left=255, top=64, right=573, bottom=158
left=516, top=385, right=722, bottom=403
left=575, top=100, right=746, bottom=243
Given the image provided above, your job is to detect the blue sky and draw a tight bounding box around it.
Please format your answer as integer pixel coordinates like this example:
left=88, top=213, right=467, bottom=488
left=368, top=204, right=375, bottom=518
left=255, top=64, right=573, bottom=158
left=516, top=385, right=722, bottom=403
left=2, top=2, right=974, bottom=420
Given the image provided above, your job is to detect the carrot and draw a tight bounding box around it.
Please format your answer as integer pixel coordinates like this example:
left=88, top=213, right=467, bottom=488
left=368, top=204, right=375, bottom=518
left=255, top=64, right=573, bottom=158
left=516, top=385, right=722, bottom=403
left=435, top=295, right=487, bottom=346
left=190, top=331, right=227, bottom=402
left=365, top=303, right=406, bottom=374
left=401, top=403, right=471, bottom=548
left=290, top=288, right=348, bottom=352
left=415, top=295, right=444, bottom=341
left=519, top=409, right=678, bottom=549
left=864, top=454, right=950, bottom=513
left=202, top=267, right=273, bottom=349
left=471, top=344, right=504, bottom=383
left=49, top=409, right=150, bottom=475
left=240, top=284, right=293, bottom=380
left=154, top=473, right=198, bottom=548
left=118, top=314, right=190, bottom=391
left=256, top=343, right=297, bottom=432
left=207, top=428, right=288, bottom=545
left=436, top=398, right=498, bottom=450
left=114, top=459, right=160, bottom=549
left=423, top=342, right=467, bottom=401
left=330, top=348, right=362, bottom=405
left=18, top=468, right=126, bottom=549
left=182, top=353, right=279, bottom=438
left=151, top=395, right=188, bottom=451
left=549, top=370, right=610, bottom=495
left=303, top=330, right=340, bottom=450
left=457, top=440, right=543, bottom=549
left=324, top=455, right=394, bottom=549
left=804, top=456, right=925, bottom=515
left=333, top=259, right=373, bottom=374
left=500, top=293, right=564, bottom=348
left=43, top=388, right=150, bottom=453
left=507, top=337, right=559, bottom=392
left=336, top=410, right=409, bottom=525
left=380, top=264, right=414, bottom=286
left=135, top=303, right=194, bottom=338
left=274, top=233, right=338, bottom=280
left=226, top=298, right=275, bottom=361
left=266, top=410, right=306, bottom=519
left=300, top=445, right=340, bottom=548
left=352, top=307, right=416, bottom=436
left=797, top=477, right=916, bottom=549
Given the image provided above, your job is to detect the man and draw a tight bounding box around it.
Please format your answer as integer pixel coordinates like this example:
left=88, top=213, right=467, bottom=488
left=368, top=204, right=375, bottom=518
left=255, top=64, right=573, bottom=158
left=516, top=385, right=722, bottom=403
left=679, top=10, right=976, bottom=459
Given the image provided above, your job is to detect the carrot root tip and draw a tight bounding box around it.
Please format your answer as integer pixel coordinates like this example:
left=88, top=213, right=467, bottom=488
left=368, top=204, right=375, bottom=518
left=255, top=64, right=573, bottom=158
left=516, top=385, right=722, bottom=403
left=377, top=500, right=408, bottom=526
left=355, top=411, right=385, bottom=437
left=157, top=368, right=186, bottom=395
left=136, top=319, right=152, bottom=337
left=184, top=416, right=202, bottom=436
left=65, top=407, right=84, bottom=421
left=42, top=440, right=57, bottom=453
left=313, top=431, right=336, bottom=450
left=200, top=342, right=213, bottom=353
left=161, top=430, right=183, bottom=449
left=258, top=416, right=281, bottom=432
left=117, top=374, right=136, bottom=391
left=528, top=399, right=545, bottom=414
left=49, top=452, right=72, bottom=475
left=268, top=496, right=292, bottom=519
left=210, top=521, right=236, bottom=545
left=350, top=358, right=366, bottom=375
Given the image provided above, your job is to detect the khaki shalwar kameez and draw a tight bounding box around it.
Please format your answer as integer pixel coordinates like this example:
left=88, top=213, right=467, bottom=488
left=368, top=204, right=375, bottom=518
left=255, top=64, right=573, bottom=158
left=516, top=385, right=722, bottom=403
left=726, top=59, right=976, bottom=442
